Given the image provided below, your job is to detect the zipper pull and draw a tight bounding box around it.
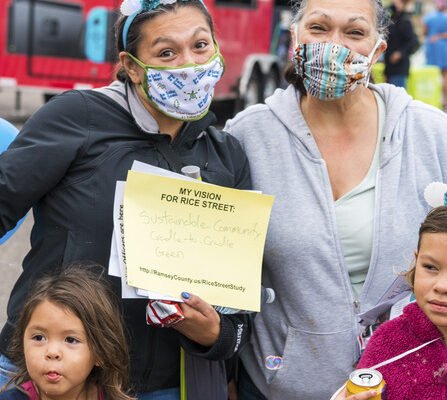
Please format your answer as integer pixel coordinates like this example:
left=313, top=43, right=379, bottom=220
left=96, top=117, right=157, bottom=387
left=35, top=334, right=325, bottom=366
left=353, top=300, right=360, bottom=314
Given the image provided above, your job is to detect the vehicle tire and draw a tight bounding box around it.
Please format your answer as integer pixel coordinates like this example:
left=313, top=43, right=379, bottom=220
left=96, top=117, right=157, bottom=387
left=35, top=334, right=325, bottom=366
left=43, top=93, right=55, bottom=103
left=263, top=66, right=281, bottom=100
left=236, top=65, right=263, bottom=111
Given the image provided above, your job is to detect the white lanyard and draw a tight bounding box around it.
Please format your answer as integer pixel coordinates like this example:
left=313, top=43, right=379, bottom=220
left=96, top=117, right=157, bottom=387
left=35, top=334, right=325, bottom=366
left=330, top=337, right=442, bottom=400
left=370, top=337, right=441, bottom=369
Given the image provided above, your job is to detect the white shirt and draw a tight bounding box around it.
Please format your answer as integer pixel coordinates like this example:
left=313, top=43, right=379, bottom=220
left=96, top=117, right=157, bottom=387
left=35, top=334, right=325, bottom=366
left=335, top=91, right=385, bottom=297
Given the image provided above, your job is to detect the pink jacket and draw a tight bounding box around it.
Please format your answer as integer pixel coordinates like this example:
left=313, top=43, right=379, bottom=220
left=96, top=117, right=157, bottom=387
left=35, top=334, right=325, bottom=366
left=18, top=382, right=105, bottom=400
left=357, top=302, right=447, bottom=400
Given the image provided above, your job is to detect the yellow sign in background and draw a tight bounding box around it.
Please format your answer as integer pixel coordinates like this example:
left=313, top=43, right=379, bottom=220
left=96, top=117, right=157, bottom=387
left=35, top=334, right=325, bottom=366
left=123, top=171, right=274, bottom=311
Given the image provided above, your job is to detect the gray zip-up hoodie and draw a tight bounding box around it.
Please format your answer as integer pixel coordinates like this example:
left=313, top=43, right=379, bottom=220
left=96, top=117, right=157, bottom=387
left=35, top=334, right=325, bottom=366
left=224, top=83, right=447, bottom=399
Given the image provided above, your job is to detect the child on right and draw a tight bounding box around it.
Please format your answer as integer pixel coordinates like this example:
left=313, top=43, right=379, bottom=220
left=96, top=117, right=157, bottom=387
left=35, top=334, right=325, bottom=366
left=0, top=263, right=133, bottom=400
left=339, top=206, right=447, bottom=400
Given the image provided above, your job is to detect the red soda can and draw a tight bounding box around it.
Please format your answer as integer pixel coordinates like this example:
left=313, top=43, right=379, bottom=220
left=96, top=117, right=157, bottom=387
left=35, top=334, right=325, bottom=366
left=346, top=369, right=386, bottom=400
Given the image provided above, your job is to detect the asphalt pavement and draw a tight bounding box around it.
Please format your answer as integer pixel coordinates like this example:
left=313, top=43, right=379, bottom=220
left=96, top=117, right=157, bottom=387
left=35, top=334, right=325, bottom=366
left=0, top=87, right=42, bottom=327
left=0, top=216, right=32, bottom=328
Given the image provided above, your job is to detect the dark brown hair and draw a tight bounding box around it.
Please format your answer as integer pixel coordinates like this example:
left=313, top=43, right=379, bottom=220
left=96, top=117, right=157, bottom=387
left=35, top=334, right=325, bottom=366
left=406, top=206, right=447, bottom=288
left=4, top=263, right=133, bottom=400
left=115, top=0, right=215, bottom=83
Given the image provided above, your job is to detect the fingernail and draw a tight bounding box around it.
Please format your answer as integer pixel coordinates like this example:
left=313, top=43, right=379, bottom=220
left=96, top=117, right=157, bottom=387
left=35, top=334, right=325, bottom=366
left=181, top=292, right=190, bottom=299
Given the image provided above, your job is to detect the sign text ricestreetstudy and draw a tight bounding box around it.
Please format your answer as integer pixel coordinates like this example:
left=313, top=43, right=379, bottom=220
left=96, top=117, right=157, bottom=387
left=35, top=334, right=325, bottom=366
left=139, top=266, right=246, bottom=293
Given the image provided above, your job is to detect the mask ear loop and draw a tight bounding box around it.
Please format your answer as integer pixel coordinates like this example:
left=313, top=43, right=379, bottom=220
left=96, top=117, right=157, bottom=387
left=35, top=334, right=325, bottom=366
left=368, top=37, right=384, bottom=62
left=290, top=22, right=298, bottom=50
left=365, top=37, right=384, bottom=88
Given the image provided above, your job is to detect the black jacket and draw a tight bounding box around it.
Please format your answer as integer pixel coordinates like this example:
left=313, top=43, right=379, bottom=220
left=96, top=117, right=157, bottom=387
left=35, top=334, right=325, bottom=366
left=0, top=388, right=27, bottom=400
left=0, top=90, right=251, bottom=393
left=385, top=6, right=420, bottom=77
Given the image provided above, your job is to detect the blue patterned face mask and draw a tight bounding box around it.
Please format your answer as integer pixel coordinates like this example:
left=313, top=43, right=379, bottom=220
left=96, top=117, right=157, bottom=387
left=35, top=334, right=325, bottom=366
left=128, top=50, right=225, bottom=121
left=293, top=39, right=382, bottom=101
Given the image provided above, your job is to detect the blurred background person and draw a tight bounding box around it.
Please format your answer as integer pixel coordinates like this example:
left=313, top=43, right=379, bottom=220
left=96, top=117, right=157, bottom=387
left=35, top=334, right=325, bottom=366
left=423, top=0, right=447, bottom=109
left=385, top=0, right=420, bottom=88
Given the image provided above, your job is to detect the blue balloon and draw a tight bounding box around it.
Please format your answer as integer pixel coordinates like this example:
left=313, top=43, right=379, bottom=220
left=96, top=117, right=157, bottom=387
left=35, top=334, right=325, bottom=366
left=0, top=118, right=26, bottom=245
left=0, top=118, right=18, bottom=149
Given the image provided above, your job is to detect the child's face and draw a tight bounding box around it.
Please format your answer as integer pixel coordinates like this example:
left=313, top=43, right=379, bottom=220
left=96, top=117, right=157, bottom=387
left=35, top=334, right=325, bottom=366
left=414, top=232, right=447, bottom=337
left=23, top=300, right=97, bottom=400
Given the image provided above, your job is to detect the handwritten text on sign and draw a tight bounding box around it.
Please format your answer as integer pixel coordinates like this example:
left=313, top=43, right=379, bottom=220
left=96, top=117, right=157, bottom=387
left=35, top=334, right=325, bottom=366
left=123, top=171, right=274, bottom=311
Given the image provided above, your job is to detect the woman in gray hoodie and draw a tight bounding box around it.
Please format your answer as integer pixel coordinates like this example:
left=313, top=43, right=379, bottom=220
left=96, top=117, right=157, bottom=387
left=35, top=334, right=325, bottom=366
left=225, top=0, right=447, bottom=398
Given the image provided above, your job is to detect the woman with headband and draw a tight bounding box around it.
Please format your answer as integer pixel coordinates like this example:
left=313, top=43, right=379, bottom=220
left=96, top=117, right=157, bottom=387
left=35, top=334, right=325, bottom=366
left=225, top=0, right=447, bottom=398
left=0, top=0, right=251, bottom=398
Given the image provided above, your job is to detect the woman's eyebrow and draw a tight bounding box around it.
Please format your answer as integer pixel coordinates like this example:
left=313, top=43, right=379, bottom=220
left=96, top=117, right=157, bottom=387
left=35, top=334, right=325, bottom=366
left=307, top=11, right=331, bottom=20
left=307, top=11, right=369, bottom=25
left=152, top=37, right=175, bottom=47
left=348, top=16, right=369, bottom=24
left=192, top=27, right=211, bottom=36
left=152, top=27, right=211, bottom=47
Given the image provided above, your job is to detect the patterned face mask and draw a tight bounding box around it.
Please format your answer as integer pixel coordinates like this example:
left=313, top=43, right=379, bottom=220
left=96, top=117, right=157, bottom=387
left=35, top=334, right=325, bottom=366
left=128, top=50, right=225, bottom=121
left=293, top=39, right=382, bottom=100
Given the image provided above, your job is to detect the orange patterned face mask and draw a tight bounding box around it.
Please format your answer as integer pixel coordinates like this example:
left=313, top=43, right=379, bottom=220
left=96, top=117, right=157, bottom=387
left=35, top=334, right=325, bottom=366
left=293, top=39, right=382, bottom=100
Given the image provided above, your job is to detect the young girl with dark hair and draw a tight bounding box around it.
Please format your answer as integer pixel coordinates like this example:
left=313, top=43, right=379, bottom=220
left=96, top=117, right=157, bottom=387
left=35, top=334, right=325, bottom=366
left=0, top=264, right=133, bottom=400
left=340, top=206, right=447, bottom=399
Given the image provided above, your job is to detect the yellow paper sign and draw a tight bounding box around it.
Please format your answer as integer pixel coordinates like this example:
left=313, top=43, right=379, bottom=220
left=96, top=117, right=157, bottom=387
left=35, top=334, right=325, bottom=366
left=123, top=170, right=274, bottom=311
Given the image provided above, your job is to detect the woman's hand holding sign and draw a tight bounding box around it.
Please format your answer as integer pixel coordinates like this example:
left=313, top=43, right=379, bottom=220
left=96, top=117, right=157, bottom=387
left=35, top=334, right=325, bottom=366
left=173, top=292, right=221, bottom=347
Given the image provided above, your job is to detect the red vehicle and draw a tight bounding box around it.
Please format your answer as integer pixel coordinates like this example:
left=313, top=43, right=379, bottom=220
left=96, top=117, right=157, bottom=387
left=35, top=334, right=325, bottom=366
left=0, top=0, right=291, bottom=110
